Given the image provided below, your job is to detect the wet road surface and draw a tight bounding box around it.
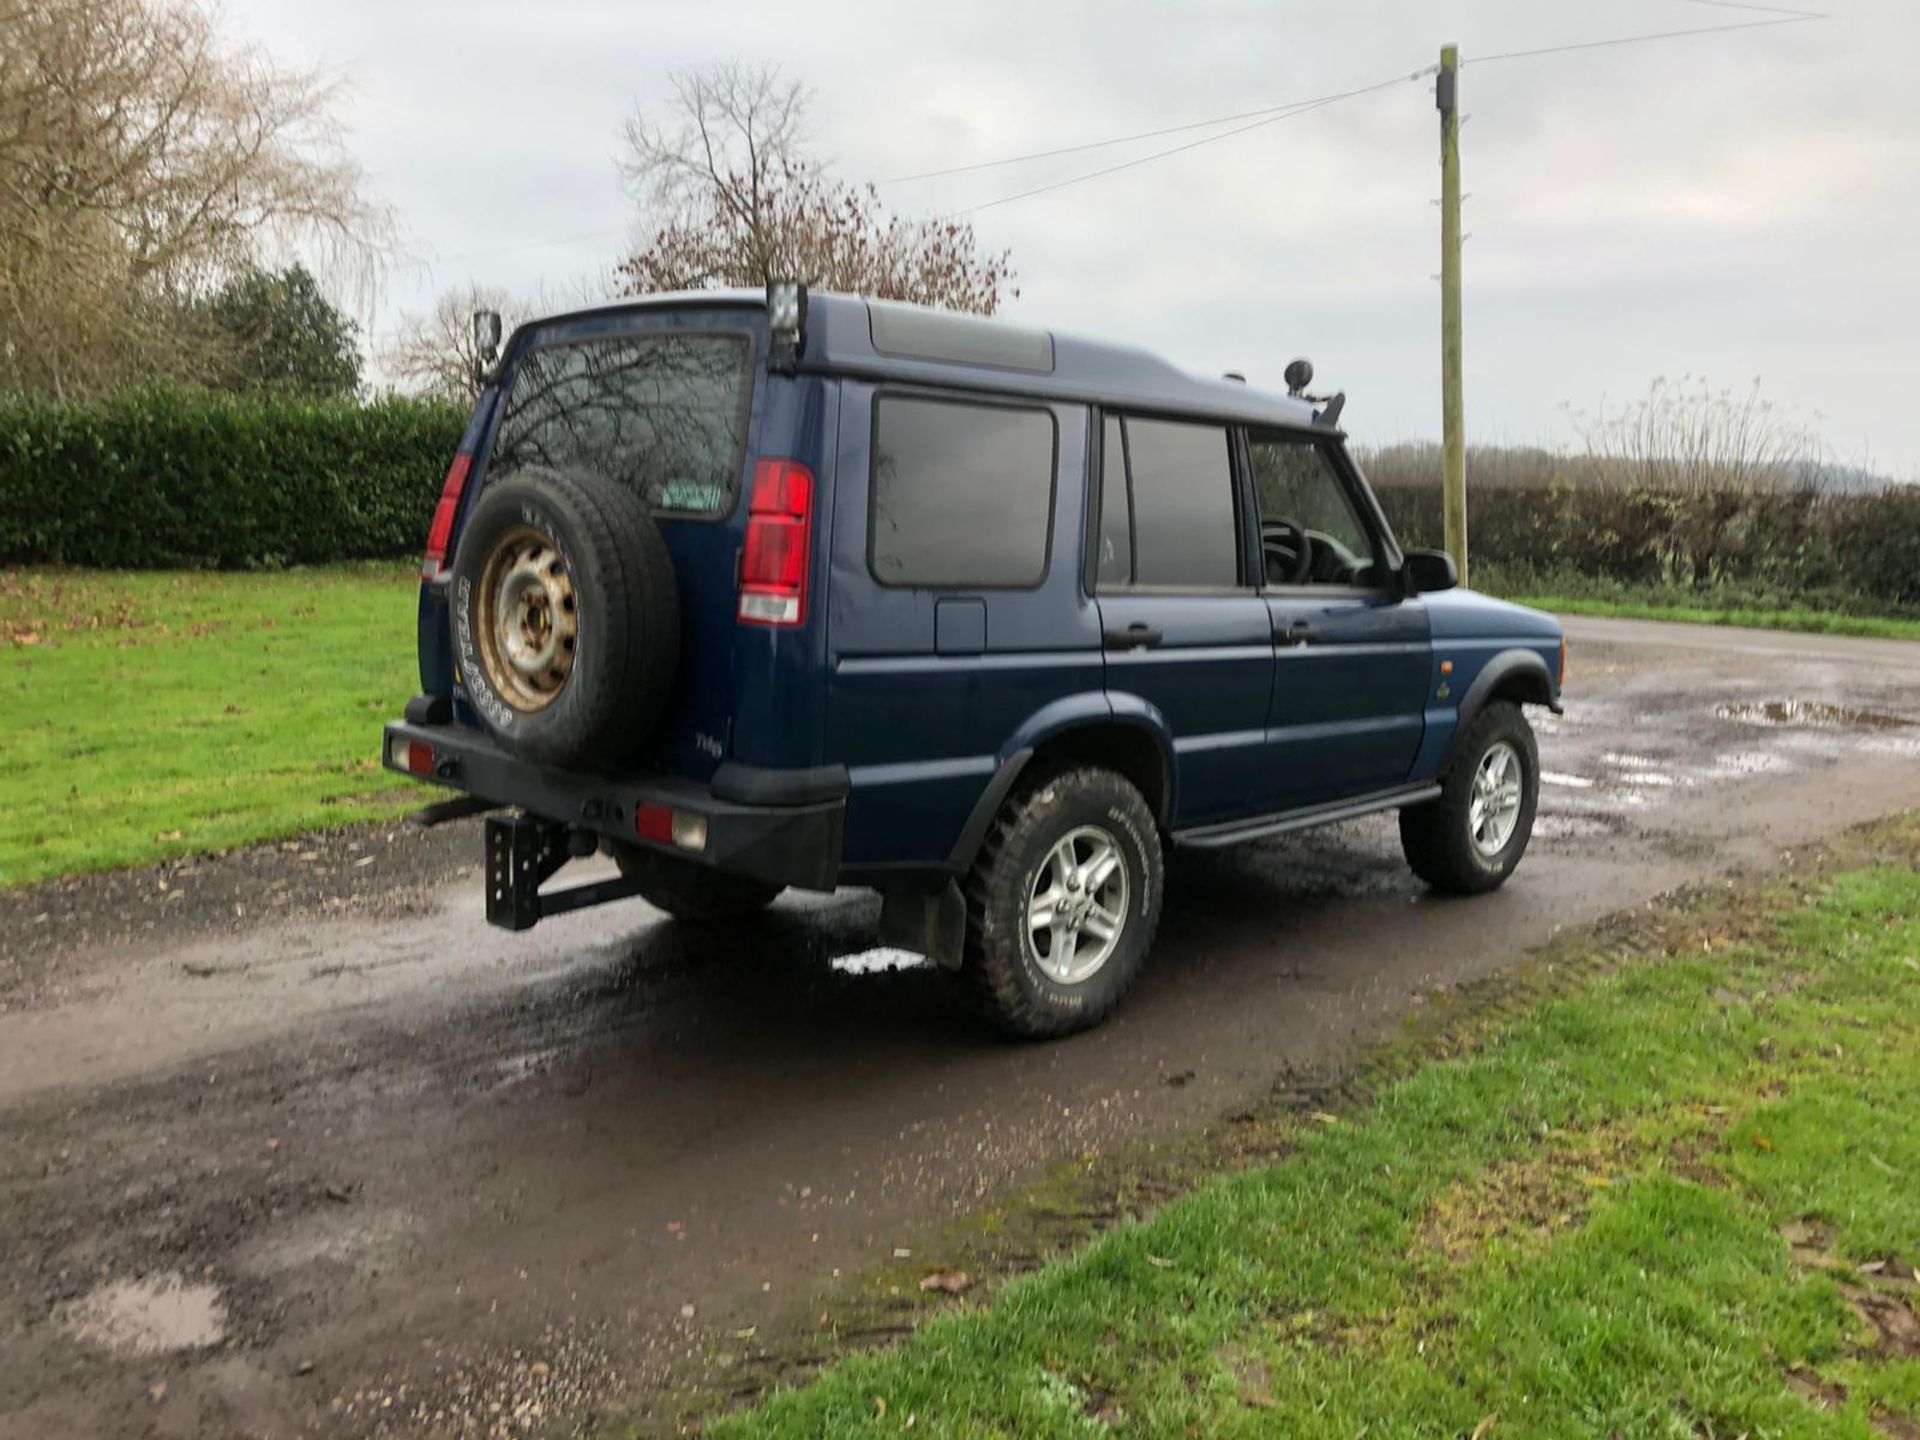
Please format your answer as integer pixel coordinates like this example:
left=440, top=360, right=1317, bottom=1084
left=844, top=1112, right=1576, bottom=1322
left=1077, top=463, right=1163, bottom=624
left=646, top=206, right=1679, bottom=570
left=2, top=616, right=1919, bottom=1438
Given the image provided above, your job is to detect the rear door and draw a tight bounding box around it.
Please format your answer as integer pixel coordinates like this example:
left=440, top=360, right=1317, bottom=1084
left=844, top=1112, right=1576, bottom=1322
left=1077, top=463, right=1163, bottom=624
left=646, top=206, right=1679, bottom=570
left=824, top=384, right=1101, bottom=869
left=1093, top=414, right=1273, bottom=827
left=468, top=307, right=765, bottom=781
left=1249, top=429, right=1430, bottom=807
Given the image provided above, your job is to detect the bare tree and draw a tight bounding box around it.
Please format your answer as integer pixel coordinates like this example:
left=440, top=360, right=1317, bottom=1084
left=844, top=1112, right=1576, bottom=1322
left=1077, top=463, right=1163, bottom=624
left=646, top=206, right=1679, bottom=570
left=381, top=283, right=520, bottom=403
left=0, top=0, right=388, bottom=396
left=615, top=64, right=1013, bottom=314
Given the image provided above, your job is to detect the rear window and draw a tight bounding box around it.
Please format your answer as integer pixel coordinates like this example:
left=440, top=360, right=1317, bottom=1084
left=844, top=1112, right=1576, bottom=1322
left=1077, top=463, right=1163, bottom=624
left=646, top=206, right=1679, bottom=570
left=488, top=331, right=751, bottom=517
left=870, top=395, right=1056, bottom=588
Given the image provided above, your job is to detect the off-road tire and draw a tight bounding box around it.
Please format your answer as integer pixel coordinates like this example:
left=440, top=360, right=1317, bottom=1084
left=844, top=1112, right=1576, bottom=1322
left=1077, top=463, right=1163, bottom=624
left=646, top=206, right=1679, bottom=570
left=1399, top=699, right=1539, bottom=895
left=451, top=467, right=678, bottom=768
left=963, top=767, right=1164, bottom=1039
left=613, top=846, right=782, bottom=922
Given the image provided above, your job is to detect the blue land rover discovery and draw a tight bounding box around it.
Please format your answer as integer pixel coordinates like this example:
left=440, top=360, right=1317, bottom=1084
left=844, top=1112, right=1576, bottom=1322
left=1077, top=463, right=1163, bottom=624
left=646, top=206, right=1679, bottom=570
left=383, top=285, right=1565, bottom=1038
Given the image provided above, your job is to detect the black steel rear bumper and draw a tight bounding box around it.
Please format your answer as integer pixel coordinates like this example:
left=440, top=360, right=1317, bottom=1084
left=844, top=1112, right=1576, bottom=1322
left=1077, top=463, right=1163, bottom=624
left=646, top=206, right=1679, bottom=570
left=380, top=719, right=846, bottom=895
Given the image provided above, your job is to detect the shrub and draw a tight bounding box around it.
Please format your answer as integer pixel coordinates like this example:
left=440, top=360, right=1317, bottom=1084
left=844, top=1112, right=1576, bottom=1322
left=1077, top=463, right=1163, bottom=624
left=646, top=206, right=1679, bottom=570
left=1372, top=479, right=1920, bottom=613
left=0, top=387, right=466, bottom=567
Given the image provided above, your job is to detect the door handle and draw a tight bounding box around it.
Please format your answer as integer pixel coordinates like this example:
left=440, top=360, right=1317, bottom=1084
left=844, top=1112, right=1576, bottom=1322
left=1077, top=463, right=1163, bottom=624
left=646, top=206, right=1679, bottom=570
left=1103, top=623, right=1163, bottom=651
left=1277, top=620, right=1321, bottom=646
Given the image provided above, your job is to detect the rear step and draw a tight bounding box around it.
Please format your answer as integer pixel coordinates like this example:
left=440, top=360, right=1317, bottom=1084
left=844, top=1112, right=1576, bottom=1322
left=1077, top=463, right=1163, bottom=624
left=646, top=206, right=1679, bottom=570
left=486, top=814, right=649, bottom=931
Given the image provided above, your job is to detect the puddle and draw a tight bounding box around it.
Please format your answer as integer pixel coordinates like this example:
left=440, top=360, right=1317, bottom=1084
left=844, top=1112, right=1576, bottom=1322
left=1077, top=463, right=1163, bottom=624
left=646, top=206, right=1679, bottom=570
left=1541, top=771, right=1595, bottom=790
left=1533, top=814, right=1613, bottom=840
left=60, top=1274, right=227, bottom=1355
left=1714, top=700, right=1913, bottom=730
left=830, top=947, right=931, bottom=977
left=1714, top=750, right=1794, bottom=777
left=1602, top=752, right=1663, bottom=770
left=1615, top=770, right=1683, bottom=788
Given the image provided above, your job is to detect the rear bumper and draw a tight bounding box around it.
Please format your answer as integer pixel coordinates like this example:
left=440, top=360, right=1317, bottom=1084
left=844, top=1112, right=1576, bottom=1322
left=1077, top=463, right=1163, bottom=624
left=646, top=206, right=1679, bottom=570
left=380, top=719, right=846, bottom=892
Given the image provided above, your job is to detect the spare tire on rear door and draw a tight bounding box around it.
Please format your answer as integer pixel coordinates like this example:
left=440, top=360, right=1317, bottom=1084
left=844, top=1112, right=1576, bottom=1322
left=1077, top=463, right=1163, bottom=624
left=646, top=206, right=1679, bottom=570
left=450, top=466, right=679, bottom=768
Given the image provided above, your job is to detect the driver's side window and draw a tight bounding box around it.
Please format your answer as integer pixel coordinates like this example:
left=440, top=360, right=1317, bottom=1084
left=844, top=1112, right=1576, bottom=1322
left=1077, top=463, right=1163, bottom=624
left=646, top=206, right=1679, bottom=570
left=1247, top=433, right=1381, bottom=588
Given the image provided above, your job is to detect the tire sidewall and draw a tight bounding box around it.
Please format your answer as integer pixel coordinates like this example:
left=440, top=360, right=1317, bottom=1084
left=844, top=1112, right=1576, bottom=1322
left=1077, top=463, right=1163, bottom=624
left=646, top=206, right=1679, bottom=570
left=995, top=775, right=1162, bottom=1025
left=451, top=484, right=588, bottom=748
left=1454, top=707, right=1539, bottom=882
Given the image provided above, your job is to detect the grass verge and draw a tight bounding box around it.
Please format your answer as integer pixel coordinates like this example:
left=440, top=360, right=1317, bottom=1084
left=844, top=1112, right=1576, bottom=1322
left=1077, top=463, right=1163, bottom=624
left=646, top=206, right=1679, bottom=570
left=702, top=815, right=1920, bottom=1439
left=0, top=566, right=419, bottom=888
left=1513, top=594, right=1920, bottom=643
left=1469, top=564, right=1920, bottom=641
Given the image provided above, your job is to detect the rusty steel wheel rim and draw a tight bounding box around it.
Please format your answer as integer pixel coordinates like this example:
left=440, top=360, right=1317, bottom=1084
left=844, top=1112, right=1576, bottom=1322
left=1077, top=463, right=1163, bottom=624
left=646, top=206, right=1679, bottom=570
left=475, top=525, right=578, bottom=712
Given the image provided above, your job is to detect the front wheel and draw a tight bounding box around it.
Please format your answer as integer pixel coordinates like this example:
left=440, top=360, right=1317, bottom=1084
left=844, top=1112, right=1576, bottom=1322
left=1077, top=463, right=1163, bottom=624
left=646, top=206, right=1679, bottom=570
left=963, top=767, right=1165, bottom=1039
left=1400, top=700, right=1539, bottom=895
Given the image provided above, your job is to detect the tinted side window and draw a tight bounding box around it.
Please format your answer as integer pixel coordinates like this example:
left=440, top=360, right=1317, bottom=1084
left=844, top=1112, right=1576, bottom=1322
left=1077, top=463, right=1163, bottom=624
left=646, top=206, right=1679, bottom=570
left=871, top=396, right=1056, bottom=588
left=1124, top=418, right=1241, bottom=588
left=1095, top=416, right=1132, bottom=587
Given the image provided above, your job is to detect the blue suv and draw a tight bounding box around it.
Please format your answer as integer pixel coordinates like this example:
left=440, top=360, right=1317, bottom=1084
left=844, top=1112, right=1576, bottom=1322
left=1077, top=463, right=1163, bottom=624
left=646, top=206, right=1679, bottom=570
left=383, top=286, right=1565, bottom=1037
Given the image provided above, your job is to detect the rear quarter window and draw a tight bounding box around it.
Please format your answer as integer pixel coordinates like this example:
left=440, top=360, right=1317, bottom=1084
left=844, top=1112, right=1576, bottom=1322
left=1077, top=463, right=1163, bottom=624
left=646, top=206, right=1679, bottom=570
left=488, top=331, right=751, bottom=518
left=870, top=395, right=1057, bottom=588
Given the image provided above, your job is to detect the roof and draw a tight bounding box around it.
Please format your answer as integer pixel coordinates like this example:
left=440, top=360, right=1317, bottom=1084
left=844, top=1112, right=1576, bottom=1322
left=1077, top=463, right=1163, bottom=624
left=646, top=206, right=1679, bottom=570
left=526, top=289, right=1326, bottom=432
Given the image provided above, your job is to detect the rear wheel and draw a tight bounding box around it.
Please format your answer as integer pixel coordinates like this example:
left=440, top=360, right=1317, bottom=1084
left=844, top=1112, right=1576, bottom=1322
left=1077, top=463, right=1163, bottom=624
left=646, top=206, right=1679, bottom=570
left=1400, top=700, right=1538, bottom=894
left=613, top=846, right=782, bottom=923
left=963, top=767, right=1164, bottom=1039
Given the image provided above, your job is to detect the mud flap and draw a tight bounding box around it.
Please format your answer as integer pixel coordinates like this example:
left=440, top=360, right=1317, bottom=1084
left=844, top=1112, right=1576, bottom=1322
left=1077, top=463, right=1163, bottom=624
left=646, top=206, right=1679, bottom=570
left=877, top=878, right=968, bottom=972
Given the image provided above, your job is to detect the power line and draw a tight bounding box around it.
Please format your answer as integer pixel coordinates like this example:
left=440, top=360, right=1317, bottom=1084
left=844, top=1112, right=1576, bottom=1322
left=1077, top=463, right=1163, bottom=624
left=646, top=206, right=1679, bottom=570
left=415, top=0, right=1827, bottom=264
left=876, top=0, right=1817, bottom=189
left=1471, top=11, right=1822, bottom=67
left=941, top=69, right=1435, bottom=220
left=1672, top=0, right=1825, bottom=17
left=882, top=96, right=1361, bottom=185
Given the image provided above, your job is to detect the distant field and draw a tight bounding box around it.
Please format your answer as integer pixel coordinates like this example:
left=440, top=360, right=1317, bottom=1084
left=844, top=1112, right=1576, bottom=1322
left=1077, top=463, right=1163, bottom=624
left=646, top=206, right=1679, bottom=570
left=0, top=566, right=419, bottom=889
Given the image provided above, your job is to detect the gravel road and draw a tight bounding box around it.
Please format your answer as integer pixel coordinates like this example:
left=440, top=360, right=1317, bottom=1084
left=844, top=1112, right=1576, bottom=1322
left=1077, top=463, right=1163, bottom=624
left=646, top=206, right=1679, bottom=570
left=3, top=616, right=1918, bottom=1439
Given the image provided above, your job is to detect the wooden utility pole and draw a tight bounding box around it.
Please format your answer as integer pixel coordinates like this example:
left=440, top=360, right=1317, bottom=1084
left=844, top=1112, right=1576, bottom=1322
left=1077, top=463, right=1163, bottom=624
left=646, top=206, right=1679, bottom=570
left=1438, top=43, right=1468, bottom=586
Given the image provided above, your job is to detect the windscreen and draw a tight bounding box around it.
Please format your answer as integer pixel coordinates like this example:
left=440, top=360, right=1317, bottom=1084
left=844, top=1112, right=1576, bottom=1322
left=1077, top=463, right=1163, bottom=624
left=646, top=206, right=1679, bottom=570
left=487, top=330, right=752, bottom=517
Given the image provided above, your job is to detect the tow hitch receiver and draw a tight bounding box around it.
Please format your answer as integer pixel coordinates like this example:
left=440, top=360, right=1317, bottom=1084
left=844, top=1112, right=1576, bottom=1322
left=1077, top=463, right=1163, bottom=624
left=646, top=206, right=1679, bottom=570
left=486, top=813, right=649, bottom=931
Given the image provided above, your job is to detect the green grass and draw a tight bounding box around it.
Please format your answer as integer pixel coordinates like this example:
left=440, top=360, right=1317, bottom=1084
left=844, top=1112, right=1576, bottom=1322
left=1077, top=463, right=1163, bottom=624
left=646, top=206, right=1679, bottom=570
left=1466, top=562, right=1920, bottom=641
left=712, top=825, right=1920, bottom=1438
left=1511, top=594, right=1920, bottom=643
left=0, top=566, right=419, bottom=888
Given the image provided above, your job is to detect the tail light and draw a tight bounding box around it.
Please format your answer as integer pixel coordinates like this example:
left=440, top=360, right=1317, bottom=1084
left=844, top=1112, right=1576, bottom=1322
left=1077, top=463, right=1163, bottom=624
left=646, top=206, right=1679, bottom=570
left=421, top=452, right=474, bottom=581
left=1559, top=636, right=1568, bottom=688
left=738, top=459, right=814, bottom=627
left=387, top=737, right=436, bottom=776
left=637, top=802, right=709, bottom=853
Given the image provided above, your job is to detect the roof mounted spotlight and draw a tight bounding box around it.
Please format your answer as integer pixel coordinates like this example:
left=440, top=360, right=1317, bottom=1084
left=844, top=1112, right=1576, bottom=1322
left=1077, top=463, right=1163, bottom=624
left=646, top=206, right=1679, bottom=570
left=767, top=279, right=808, bottom=373
left=1283, top=358, right=1314, bottom=397
left=471, top=309, right=503, bottom=389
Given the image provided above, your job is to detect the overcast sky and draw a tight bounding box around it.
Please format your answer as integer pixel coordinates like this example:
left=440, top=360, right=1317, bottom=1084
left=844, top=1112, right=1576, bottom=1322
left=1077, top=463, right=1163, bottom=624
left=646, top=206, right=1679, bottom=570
left=229, top=0, right=1920, bottom=474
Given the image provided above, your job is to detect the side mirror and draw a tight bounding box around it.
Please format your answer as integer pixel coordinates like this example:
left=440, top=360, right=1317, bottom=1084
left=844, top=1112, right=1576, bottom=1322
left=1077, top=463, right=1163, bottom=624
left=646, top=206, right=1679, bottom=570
left=472, top=310, right=503, bottom=387
left=1403, top=548, right=1459, bottom=594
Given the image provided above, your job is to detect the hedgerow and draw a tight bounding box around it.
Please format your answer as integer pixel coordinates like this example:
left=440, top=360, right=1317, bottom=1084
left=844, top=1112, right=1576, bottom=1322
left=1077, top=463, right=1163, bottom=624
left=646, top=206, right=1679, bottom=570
left=0, top=387, right=465, bottom=567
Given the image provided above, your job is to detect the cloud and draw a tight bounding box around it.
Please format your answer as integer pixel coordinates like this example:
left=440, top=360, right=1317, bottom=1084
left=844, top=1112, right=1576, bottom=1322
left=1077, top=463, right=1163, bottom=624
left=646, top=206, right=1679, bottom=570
left=230, top=0, right=1920, bottom=471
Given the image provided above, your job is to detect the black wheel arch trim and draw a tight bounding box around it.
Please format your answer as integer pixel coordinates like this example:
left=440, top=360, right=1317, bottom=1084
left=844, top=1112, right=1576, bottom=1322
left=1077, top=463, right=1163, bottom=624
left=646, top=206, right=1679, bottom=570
left=1443, top=648, right=1560, bottom=774
left=948, top=747, right=1035, bottom=871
